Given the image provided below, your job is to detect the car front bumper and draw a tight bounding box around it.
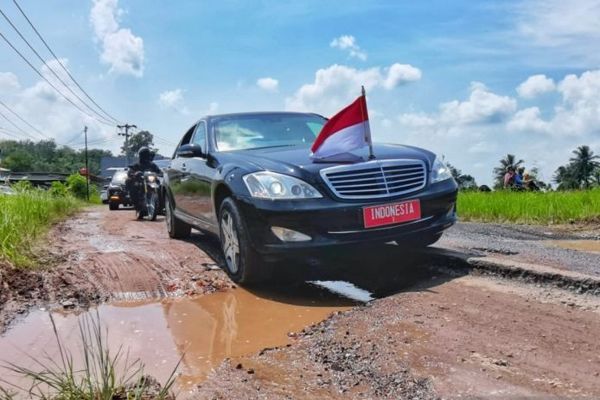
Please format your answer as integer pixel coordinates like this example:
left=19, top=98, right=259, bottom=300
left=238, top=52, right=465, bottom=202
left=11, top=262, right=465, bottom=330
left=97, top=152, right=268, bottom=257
left=236, top=179, right=458, bottom=256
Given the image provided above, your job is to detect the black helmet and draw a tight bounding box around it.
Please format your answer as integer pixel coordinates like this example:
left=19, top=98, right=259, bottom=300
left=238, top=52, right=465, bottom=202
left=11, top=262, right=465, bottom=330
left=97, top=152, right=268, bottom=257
left=138, top=146, right=151, bottom=163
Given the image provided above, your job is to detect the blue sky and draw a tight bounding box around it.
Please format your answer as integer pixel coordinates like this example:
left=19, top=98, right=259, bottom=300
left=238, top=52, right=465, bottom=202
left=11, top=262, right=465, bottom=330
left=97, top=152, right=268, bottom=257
left=1, top=0, right=599, bottom=185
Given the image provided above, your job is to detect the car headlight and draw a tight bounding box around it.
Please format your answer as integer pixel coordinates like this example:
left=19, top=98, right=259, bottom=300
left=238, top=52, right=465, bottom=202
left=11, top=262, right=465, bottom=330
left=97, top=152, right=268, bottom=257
left=430, top=156, right=453, bottom=183
left=243, top=171, right=323, bottom=199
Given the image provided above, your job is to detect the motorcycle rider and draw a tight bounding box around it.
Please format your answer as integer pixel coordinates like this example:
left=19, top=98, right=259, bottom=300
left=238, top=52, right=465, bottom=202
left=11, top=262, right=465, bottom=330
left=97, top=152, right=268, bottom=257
left=127, top=147, right=161, bottom=218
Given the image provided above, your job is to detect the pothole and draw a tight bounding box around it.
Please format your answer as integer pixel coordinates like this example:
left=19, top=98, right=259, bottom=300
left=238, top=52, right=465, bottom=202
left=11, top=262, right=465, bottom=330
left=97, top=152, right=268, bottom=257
left=0, top=283, right=361, bottom=394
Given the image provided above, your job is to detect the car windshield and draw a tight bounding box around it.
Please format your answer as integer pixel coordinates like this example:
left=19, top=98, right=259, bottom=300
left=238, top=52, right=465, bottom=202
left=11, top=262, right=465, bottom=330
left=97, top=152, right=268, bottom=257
left=111, top=171, right=128, bottom=184
left=213, top=113, right=326, bottom=151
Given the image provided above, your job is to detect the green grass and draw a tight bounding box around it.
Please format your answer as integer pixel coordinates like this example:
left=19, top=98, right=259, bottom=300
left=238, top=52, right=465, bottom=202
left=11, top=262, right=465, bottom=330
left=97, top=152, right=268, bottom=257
left=0, top=313, right=179, bottom=399
left=0, top=191, right=83, bottom=267
left=457, top=189, right=600, bottom=224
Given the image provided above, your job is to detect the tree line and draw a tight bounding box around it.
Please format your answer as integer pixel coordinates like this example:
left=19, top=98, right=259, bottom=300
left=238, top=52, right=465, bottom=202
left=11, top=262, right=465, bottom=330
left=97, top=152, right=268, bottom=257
left=0, top=131, right=156, bottom=176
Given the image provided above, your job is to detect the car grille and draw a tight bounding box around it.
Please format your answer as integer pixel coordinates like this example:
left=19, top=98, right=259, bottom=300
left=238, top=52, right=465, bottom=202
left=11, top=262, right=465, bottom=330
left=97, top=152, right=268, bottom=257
left=320, top=159, right=427, bottom=199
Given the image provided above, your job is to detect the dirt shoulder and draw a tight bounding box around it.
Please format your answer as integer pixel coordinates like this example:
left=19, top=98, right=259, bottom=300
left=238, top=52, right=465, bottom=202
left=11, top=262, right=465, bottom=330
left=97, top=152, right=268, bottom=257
left=0, top=207, right=233, bottom=333
left=196, top=273, right=600, bottom=399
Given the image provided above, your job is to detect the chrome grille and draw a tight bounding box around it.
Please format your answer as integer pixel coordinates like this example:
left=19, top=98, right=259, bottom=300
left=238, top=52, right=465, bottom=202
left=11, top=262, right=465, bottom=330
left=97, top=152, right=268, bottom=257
left=320, top=159, right=427, bottom=199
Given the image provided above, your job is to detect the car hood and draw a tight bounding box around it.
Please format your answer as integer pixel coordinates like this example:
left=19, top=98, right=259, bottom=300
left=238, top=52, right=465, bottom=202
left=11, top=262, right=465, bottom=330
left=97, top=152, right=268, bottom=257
left=216, top=143, right=436, bottom=182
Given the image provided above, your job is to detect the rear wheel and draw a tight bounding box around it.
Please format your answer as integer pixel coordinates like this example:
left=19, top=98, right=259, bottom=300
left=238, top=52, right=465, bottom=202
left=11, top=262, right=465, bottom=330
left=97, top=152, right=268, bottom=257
left=219, top=197, right=268, bottom=284
left=108, top=202, right=118, bottom=211
left=165, top=194, right=191, bottom=238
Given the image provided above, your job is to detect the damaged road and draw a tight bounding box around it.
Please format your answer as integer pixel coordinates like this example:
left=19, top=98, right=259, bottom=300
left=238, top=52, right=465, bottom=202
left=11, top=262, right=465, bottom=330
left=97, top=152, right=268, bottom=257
left=1, top=207, right=599, bottom=399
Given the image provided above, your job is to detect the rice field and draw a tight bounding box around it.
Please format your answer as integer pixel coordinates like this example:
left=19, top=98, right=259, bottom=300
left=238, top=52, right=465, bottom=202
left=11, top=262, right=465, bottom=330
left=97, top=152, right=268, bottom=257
left=0, top=191, right=82, bottom=267
left=457, top=189, right=600, bottom=224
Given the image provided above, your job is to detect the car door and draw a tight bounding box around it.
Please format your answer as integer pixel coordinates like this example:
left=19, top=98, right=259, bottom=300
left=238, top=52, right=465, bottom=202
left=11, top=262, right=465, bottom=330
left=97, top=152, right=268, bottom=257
left=178, top=121, right=216, bottom=229
left=168, top=124, right=196, bottom=215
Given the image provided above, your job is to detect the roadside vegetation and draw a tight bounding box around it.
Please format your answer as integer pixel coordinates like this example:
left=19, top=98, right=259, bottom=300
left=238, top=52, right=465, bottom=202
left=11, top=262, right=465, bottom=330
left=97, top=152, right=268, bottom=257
left=457, top=189, right=600, bottom=224
left=0, top=175, right=98, bottom=267
left=0, top=313, right=178, bottom=399
left=457, top=145, right=600, bottom=224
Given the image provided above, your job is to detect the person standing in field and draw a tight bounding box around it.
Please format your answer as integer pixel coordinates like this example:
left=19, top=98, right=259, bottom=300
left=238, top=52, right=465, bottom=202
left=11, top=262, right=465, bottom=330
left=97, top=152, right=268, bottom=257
left=503, top=167, right=515, bottom=189
left=514, top=167, right=525, bottom=190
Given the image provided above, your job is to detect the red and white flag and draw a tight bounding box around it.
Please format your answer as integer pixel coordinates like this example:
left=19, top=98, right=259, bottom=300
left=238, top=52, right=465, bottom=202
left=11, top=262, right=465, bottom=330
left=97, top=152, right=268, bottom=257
left=311, top=94, right=372, bottom=159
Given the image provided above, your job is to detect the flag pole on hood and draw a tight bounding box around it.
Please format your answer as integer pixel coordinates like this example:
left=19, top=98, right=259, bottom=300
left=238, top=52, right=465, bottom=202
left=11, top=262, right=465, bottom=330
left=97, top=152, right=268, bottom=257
left=361, top=86, right=375, bottom=160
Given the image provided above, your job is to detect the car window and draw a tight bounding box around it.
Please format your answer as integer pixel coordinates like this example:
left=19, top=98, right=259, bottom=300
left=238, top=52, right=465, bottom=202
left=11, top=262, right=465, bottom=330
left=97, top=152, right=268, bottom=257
left=214, top=113, right=326, bottom=151
left=174, top=124, right=197, bottom=158
left=191, top=121, right=207, bottom=150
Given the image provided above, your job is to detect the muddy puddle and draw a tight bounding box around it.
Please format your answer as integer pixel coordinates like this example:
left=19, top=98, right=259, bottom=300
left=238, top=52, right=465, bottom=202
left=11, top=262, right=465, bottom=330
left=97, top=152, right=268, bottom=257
left=0, top=284, right=358, bottom=395
left=545, top=240, right=600, bottom=253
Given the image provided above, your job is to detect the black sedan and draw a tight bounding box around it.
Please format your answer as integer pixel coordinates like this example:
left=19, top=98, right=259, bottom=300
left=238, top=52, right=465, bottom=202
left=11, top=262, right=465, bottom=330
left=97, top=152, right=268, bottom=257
left=107, top=170, right=133, bottom=210
left=164, top=112, right=458, bottom=283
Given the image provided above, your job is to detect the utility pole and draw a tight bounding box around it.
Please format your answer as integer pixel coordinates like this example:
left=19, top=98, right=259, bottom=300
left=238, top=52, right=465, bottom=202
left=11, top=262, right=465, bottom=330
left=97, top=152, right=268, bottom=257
left=84, top=126, right=89, bottom=201
left=118, top=123, right=137, bottom=166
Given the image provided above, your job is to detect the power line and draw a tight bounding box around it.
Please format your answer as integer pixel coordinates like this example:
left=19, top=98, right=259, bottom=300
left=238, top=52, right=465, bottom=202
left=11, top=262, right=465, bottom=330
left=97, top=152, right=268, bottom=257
left=0, top=99, right=49, bottom=139
left=0, top=30, right=115, bottom=126
left=0, top=7, right=115, bottom=125
left=0, top=127, right=22, bottom=139
left=11, top=0, right=120, bottom=124
left=0, top=109, right=38, bottom=140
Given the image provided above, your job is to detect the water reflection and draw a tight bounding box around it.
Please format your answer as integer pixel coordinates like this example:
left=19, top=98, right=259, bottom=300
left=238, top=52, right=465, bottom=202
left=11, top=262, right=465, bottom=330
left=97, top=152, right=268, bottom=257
left=0, top=286, right=352, bottom=391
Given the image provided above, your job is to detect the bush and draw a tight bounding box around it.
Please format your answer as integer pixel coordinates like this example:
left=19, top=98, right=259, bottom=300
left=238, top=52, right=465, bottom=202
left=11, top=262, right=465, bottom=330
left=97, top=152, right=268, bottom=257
left=49, top=181, right=69, bottom=197
left=0, top=190, right=82, bottom=266
left=11, top=180, right=33, bottom=192
left=66, top=173, right=88, bottom=200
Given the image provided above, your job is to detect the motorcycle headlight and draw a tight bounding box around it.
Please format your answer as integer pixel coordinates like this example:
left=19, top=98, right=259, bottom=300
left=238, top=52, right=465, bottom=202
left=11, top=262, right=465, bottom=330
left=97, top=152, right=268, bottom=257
left=147, top=175, right=156, bottom=183
left=430, top=156, right=453, bottom=183
left=243, top=171, right=323, bottom=200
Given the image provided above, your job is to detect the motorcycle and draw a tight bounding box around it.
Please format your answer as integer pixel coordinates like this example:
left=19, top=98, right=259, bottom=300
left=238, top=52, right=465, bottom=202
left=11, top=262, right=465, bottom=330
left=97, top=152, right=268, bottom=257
left=135, top=171, right=161, bottom=221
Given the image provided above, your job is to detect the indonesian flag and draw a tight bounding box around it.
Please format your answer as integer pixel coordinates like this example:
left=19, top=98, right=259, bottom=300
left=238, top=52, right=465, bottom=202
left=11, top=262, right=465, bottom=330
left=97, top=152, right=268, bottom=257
left=311, top=94, right=372, bottom=159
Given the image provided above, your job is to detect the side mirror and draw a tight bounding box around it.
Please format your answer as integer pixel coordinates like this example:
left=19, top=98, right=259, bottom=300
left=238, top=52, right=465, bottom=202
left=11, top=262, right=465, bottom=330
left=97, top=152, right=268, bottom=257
left=177, top=143, right=204, bottom=158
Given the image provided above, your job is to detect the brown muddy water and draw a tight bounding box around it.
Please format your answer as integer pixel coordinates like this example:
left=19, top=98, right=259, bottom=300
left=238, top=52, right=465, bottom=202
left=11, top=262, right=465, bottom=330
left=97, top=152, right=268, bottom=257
left=0, top=284, right=358, bottom=396
left=546, top=240, right=600, bottom=253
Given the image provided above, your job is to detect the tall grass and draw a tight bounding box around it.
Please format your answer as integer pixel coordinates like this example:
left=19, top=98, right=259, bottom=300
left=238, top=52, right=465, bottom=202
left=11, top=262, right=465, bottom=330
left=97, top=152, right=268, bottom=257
left=0, top=313, right=179, bottom=399
left=0, top=191, right=82, bottom=267
left=457, top=189, right=600, bottom=224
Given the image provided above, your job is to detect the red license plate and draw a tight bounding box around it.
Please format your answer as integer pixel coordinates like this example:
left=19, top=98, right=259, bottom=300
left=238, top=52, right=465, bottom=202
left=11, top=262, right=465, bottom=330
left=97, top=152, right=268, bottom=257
left=363, top=199, right=421, bottom=229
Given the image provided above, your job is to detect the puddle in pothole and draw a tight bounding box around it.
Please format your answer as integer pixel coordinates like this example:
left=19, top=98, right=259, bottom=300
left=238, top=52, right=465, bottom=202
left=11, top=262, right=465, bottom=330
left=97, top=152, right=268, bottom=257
left=0, top=284, right=357, bottom=395
left=545, top=240, right=600, bottom=253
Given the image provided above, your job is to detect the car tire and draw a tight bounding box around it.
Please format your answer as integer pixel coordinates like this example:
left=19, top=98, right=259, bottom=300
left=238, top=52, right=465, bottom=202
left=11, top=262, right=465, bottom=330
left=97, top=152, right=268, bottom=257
left=109, top=202, right=118, bottom=211
left=219, top=197, right=269, bottom=284
left=165, top=194, right=191, bottom=238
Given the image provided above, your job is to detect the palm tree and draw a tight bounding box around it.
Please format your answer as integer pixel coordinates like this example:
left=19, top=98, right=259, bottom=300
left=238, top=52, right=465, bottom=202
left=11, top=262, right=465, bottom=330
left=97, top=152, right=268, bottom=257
left=569, top=145, right=600, bottom=189
left=493, top=154, right=523, bottom=189
left=553, top=165, right=579, bottom=190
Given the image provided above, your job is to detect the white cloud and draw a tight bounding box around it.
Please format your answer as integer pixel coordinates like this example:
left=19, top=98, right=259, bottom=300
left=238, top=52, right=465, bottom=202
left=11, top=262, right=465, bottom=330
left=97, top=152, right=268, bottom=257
left=382, top=64, right=422, bottom=90
left=330, top=35, right=367, bottom=60
left=516, top=0, right=600, bottom=47
left=0, top=72, right=20, bottom=92
left=90, top=0, right=144, bottom=77
left=285, top=63, right=421, bottom=115
left=439, top=82, right=517, bottom=125
left=0, top=60, right=114, bottom=148
left=517, top=74, right=556, bottom=98
left=509, top=69, right=600, bottom=137
left=256, top=77, right=279, bottom=92
left=158, top=88, right=189, bottom=114
left=512, top=0, right=600, bottom=66
left=206, top=102, right=219, bottom=114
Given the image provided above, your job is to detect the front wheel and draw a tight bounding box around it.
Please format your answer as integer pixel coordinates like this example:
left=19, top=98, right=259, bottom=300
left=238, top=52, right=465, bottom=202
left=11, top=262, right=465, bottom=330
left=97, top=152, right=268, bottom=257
left=219, top=197, right=269, bottom=284
left=146, top=191, right=159, bottom=221
left=109, top=202, right=118, bottom=211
